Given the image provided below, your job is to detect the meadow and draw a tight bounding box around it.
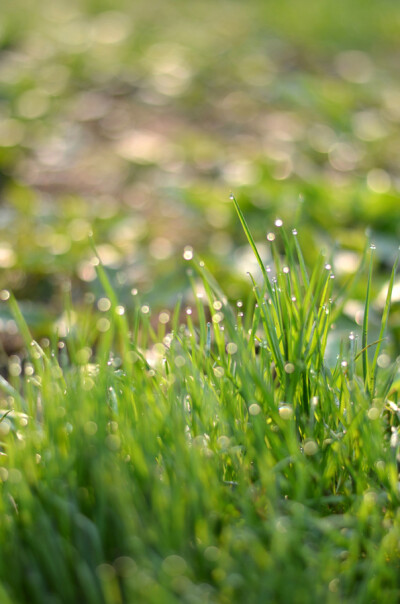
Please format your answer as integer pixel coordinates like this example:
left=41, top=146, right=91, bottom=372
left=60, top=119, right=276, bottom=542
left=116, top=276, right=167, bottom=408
left=1, top=0, right=400, bottom=602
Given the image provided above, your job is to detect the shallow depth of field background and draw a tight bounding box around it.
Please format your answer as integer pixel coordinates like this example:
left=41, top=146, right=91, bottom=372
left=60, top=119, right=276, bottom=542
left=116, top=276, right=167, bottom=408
left=1, top=0, right=400, bottom=346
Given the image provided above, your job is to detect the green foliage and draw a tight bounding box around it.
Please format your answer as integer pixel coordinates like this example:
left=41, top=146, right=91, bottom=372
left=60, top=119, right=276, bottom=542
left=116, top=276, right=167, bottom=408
left=0, top=204, right=399, bottom=603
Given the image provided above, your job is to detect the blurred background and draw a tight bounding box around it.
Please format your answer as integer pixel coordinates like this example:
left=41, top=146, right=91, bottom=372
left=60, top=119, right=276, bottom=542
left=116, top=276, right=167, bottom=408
left=1, top=0, right=400, bottom=347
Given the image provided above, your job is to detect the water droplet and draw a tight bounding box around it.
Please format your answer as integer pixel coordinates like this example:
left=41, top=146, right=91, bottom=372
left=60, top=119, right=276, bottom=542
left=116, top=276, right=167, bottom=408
left=97, top=318, right=111, bottom=332
left=283, top=266, right=290, bottom=274
left=226, top=342, right=238, bottom=355
left=341, top=360, right=348, bottom=368
left=186, top=307, right=192, bottom=315
left=229, top=193, right=235, bottom=201
left=0, top=290, right=10, bottom=301
left=370, top=244, right=376, bottom=250
left=213, top=366, right=225, bottom=378
left=266, top=232, right=275, bottom=241
left=304, top=440, right=318, bottom=456
left=292, top=228, right=298, bottom=235
left=131, top=288, right=138, bottom=296
left=159, top=311, right=170, bottom=324
left=274, top=218, right=283, bottom=227
left=98, top=297, right=111, bottom=312
left=291, top=296, right=297, bottom=302
left=367, top=407, right=380, bottom=421
left=236, top=300, right=243, bottom=308
left=183, top=246, right=193, bottom=261
left=278, top=404, right=293, bottom=419
left=175, top=355, right=186, bottom=368
left=249, top=403, right=261, bottom=416
left=213, top=300, right=223, bottom=310
left=141, top=305, right=150, bottom=314
left=377, top=353, right=390, bottom=369
left=349, top=332, right=355, bottom=340
left=266, top=265, right=271, bottom=273
left=325, top=263, right=332, bottom=270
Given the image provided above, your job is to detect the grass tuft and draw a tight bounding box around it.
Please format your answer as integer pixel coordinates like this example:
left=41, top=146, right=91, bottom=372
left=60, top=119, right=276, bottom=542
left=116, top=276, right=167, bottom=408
left=0, top=202, right=399, bottom=603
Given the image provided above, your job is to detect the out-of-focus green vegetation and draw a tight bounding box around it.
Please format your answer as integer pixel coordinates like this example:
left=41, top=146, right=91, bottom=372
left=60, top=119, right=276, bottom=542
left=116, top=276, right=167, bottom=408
left=0, top=0, right=400, bottom=340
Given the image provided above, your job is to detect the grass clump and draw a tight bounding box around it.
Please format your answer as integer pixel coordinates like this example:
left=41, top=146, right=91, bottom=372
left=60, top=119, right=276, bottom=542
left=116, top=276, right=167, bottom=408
left=0, top=202, right=399, bottom=604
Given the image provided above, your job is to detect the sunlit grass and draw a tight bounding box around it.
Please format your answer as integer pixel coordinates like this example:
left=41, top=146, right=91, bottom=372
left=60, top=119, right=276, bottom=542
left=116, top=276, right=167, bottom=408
left=0, top=201, right=399, bottom=603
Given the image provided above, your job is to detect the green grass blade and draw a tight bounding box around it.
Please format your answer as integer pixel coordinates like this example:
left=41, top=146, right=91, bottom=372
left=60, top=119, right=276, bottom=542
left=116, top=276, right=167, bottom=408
left=230, top=194, right=273, bottom=297
left=371, top=254, right=399, bottom=394
left=362, top=249, right=374, bottom=394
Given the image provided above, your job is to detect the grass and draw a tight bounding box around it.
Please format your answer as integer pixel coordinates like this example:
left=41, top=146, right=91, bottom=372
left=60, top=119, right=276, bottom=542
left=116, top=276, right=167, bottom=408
left=0, top=201, right=399, bottom=603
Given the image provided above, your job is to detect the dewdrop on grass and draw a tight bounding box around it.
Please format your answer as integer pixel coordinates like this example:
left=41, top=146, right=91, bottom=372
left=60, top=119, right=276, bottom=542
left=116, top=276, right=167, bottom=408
left=213, top=366, right=225, bottom=378
left=367, top=407, right=380, bottom=420
left=175, top=356, right=186, bottom=368
left=98, top=297, right=112, bottom=312
left=183, top=246, right=193, bottom=260
left=278, top=404, right=293, bottom=419
left=249, top=403, right=261, bottom=416
left=226, top=342, right=238, bottom=354
left=304, top=440, right=319, bottom=456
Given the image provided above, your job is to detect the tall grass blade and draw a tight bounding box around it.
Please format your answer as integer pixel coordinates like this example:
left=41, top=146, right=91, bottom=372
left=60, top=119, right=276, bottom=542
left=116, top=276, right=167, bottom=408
left=371, top=254, right=399, bottom=394
left=362, top=249, right=374, bottom=394
left=230, top=194, right=273, bottom=297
